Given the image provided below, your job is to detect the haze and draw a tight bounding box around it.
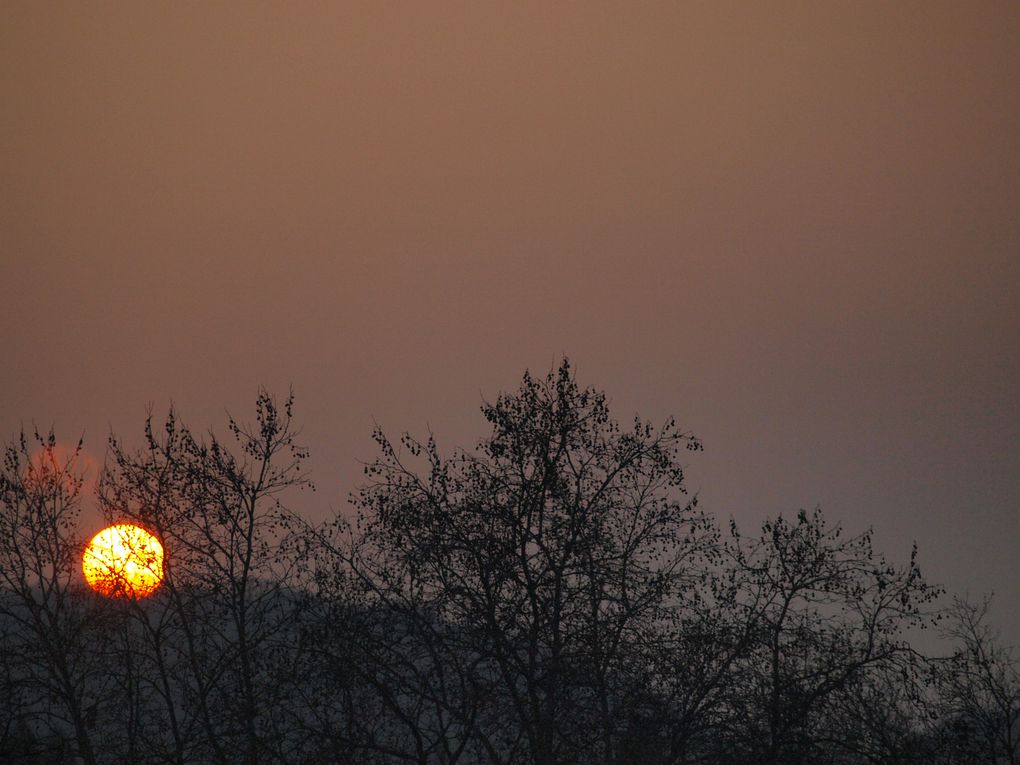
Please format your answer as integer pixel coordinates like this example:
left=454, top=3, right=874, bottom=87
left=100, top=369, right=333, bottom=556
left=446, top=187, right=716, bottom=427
left=2, top=3, right=1018, bottom=638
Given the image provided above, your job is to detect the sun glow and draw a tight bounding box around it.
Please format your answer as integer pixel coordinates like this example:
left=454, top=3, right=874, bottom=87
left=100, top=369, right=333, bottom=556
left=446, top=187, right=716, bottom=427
left=83, top=524, right=164, bottom=598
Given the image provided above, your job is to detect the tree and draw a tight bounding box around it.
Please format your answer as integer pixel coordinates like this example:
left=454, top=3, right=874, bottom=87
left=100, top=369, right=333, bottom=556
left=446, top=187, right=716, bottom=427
left=4, top=367, right=1009, bottom=765
left=719, top=509, right=941, bottom=765
left=0, top=431, right=109, bottom=765
left=99, top=390, right=314, bottom=765
left=311, top=360, right=716, bottom=764
left=932, top=596, right=1020, bottom=764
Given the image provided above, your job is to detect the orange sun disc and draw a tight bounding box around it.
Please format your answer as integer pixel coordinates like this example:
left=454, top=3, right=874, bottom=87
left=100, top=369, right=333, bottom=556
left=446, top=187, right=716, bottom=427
left=83, top=524, right=164, bottom=598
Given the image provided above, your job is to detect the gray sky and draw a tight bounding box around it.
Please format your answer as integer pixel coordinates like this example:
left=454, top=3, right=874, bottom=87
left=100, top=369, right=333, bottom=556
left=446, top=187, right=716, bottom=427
left=3, top=2, right=1019, bottom=639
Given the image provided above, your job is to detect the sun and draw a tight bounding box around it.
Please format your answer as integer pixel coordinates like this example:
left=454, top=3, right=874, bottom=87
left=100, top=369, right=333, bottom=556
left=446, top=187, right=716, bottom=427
left=83, top=524, right=164, bottom=598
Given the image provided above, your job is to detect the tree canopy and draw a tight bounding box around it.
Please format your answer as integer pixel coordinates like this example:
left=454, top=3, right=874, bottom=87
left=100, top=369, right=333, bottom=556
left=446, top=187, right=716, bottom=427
left=0, top=361, right=1015, bottom=764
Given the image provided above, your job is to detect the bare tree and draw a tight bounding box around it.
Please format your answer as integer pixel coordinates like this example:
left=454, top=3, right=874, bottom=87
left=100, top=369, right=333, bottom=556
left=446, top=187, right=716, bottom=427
left=312, top=360, right=715, bottom=765
left=0, top=430, right=110, bottom=765
left=720, top=509, right=941, bottom=765
left=100, top=390, right=313, bottom=765
left=5, top=371, right=1012, bottom=765
left=932, top=596, right=1020, bottom=764
left=299, top=541, right=500, bottom=765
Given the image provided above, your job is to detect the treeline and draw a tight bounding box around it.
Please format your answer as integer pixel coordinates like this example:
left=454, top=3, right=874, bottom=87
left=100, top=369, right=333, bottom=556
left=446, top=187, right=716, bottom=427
left=1, top=362, right=1017, bottom=764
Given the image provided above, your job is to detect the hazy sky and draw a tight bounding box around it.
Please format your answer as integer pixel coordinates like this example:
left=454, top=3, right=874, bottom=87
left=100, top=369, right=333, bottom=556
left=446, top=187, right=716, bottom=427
left=3, top=3, right=1019, bottom=638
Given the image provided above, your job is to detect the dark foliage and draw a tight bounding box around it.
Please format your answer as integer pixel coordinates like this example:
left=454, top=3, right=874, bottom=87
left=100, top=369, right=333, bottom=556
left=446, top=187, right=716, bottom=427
left=0, top=363, right=1015, bottom=764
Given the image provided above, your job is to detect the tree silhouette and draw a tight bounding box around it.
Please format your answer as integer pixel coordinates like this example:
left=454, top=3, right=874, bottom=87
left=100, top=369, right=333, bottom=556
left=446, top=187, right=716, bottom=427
left=309, top=360, right=717, bottom=764
left=0, top=431, right=108, bottom=765
left=932, top=596, right=1020, bottom=764
left=719, top=509, right=941, bottom=764
left=99, top=391, right=314, bottom=765
left=0, top=364, right=1016, bottom=765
